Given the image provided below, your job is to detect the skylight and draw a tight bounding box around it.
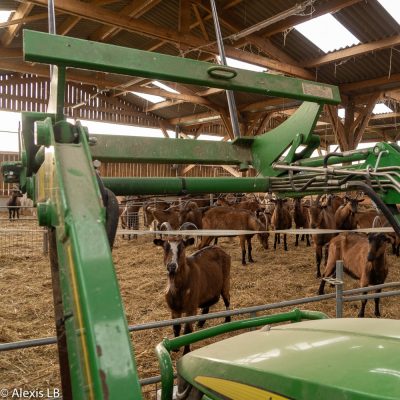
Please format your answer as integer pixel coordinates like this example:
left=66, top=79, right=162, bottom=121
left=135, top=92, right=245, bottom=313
left=295, top=14, right=360, bottom=53
left=131, top=92, right=165, bottom=104
left=0, top=10, right=13, bottom=23
left=217, top=56, right=267, bottom=72
left=377, top=0, right=400, bottom=25
left=373, top=103, right=393, bottom=114
left=152, top=81, right=180, bottom=94
left=338, top=104, right=393, bottom=119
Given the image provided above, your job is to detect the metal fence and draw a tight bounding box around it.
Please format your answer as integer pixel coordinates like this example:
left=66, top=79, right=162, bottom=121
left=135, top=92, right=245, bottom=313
left=0, top=207, right=46, bottom=259
left=1, top=259, right=400, bottom=398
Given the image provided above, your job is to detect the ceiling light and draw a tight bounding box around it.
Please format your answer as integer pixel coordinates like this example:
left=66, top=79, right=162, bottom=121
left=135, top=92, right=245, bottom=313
left=230, top=3, right=307, bottom=41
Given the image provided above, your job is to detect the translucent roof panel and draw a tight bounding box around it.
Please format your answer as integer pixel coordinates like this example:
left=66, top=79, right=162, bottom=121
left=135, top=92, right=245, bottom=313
left=0, top=10, right=13, bottom=23
left=373, top=103, right=393, bottom=114
left=217, top=56, right=267, bottom=72
left=338, top=104, right=393, bottom=119
left=295, top=13, right=360, bottom=53
left=131, top=92, right=165, bottom=104
left=152, top=81, right=180, bottom=94
left=377, top=0, right=400, bottom=25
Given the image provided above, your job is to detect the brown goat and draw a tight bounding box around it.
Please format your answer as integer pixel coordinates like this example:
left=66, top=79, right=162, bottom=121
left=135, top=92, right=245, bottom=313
left=178, top=201, right=206, bottom=229
left=318, top=232, right=390, bottom=317
left=356, top=209, right=380, bottom=229
left=270, top=198, right=292, bottom=251
left=152, top=207, right=180, bottom=230
left=199, top=207, right=268, bottom=265
left=293, top=198, right=311, bottom=247
left=309, top=195, right=337, bottom=278
left=335, top=196, right=364, bottom=230
left=143, top=200, right=170, bottom=228
left=322, top=194, right=344, bottom=213
left=154, top=237, right=231, bottom=354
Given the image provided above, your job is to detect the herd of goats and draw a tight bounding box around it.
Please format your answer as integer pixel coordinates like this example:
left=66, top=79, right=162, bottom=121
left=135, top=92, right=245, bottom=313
left=117, top=192, right=397, bottom=347
left=4, top=188, right=395, bottom=349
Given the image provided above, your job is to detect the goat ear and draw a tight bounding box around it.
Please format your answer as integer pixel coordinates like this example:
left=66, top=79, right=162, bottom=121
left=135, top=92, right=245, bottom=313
left=153, top=238, right=165, bottom=247
left=184, top=237, right=195, bottom=247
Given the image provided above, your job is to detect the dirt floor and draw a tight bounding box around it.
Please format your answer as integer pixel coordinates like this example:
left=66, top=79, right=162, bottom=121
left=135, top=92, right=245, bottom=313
left=1, top=220, right=400, bottom=399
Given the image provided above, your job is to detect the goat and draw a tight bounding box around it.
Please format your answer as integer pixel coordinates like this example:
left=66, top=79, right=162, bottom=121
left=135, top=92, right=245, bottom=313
left=270, top=198, right=292, bottom=251
left=335, top=195, right=364, bottom=230
left=356, top=209, right=380, bottom=229
left=154, top=235, right=231, bottom=354
left=198, top=207, right=268, bottom=265
left=215, top=196, right=259, bottom=214
left=152, top=207, right=180, bottom=230
left=318, top=232, right=390, bottom=317
left=178, top=201, right=205, bottom=229
left=143, top=200, right=170, bottom=229
left=323, top=194, right=344, bottom=213
left=7, top=189, right=22, bottom=220
left=309, top=195, right=337, bottom=278
left=293, top=197, right=311, bottom=247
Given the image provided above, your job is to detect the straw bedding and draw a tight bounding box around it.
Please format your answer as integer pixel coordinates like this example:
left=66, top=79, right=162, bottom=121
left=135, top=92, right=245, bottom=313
left=1, top=222, right=399, bottom=398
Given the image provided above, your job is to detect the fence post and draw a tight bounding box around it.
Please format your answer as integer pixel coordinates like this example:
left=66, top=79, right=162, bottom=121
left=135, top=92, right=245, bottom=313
left=43, top=229, right=49, bottom=255
left=335, top=260, right=344, bottom=318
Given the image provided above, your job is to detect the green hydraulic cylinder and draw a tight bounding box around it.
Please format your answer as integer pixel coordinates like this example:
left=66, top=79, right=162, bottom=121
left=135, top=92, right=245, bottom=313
left=102, top=177, right=270, bottom=196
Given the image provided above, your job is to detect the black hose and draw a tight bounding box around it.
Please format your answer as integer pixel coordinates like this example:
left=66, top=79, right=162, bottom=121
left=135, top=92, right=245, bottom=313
left=323, top=152, right=344, bottom=168
left=344, top=181, right=400, bottom=235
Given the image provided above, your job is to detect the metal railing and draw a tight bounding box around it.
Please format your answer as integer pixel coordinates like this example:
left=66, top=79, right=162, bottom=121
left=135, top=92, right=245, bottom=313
left=2, top=268, right=400, bottom=391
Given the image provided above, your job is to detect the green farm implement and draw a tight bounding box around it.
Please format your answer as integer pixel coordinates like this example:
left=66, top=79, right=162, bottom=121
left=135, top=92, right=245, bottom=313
left=2, top=28, right=400, bottom=399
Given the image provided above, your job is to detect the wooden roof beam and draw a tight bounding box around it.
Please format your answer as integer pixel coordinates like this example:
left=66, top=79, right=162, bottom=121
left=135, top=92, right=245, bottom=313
left=340, top=73, right=400, bottom=94
left=89, top=0, right=161, bottom=42
left=303, top=35, right=400, bottom=68
left=192, top=4, right=209, bottom=41
left=27, top=0, right=311, bottom=79
left=1, top=2, right=34, bottom=47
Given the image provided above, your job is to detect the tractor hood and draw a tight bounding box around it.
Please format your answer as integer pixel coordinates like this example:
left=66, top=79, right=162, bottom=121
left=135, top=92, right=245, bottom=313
left=177, top=318, right=400, bottom=400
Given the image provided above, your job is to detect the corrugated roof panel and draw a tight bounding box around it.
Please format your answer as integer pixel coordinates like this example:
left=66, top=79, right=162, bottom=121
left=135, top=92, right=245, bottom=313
left=335, top=0, right=400, bottom=42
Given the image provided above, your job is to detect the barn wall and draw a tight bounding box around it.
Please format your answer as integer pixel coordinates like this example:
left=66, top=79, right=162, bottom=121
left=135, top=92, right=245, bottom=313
left=0, top=152, right=237, bottom=196
left=0, top=74, right=162, bottom=127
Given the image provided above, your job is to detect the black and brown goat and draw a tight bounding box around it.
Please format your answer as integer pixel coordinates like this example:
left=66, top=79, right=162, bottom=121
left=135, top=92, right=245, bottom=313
left=7, top=189, right=22, bottom=220
left=198, top=207, right=268, bottom=265
left=293, top=198, right=311, bottom=247
left=270, top=198, right=292, bottom=251
left=318, top=232, right=390, bottom=317
left=335, top=195, right=364, bottom=230
left=309, top=195, right=337, bottom=278
left=154, top=236, right=231, bottom=354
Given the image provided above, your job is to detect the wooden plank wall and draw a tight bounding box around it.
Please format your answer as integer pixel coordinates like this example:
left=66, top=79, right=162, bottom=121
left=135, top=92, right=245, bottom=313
left=0, top=73, right=162, bottom=127
left=0, top=152, right=236, bottom=196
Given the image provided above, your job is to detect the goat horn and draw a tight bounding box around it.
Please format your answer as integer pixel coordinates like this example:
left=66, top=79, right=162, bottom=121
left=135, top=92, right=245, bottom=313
left=372, top=216, right=383, bottom=229
left=160, top=221, right=172, bottom=231
left=179, top=222, right=198, bottom=230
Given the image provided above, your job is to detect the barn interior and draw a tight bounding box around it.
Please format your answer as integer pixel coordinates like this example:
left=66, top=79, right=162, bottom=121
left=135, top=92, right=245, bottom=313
left=1, top=1, right=400, bottom=399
